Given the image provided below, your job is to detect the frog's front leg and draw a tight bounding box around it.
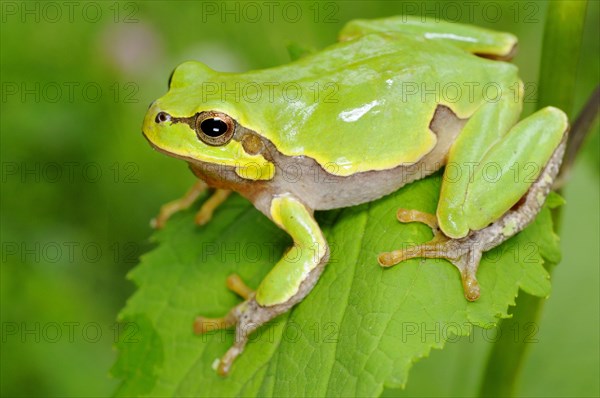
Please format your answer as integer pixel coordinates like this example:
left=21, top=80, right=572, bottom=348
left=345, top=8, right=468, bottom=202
left=194, top=189, right=231, bottom=225
left=380, top=105, right=568, bottom=301
left=194, top=194, right=329, bottom=375
left=152, top=180, right=231, bottom=229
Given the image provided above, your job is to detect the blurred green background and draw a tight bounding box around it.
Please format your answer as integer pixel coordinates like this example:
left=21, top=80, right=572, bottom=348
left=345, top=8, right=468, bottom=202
left=1, top=1, right=598, bottom=396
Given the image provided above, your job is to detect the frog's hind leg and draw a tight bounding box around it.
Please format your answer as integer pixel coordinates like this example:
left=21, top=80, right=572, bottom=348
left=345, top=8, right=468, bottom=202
left=379, top=130, right=567, bottom=302
left=194, top=195, right=330, bottom=376
left=339, top=16, right=517, bottom=60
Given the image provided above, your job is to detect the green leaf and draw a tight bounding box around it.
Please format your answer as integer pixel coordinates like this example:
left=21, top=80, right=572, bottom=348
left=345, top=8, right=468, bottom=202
left=113, top=173, right=558, bottom=396
left=286, top=42, right=316, bottom=61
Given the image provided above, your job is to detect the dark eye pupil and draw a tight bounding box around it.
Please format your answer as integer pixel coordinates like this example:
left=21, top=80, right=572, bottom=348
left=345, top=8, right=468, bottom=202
left=201, top=118, right=228, bottom=137
left=155, top=112, right=171, bottom=123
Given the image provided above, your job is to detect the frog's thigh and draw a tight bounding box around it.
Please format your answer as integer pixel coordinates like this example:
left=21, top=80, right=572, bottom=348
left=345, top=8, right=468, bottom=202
left=255, top=195, right=329, bottom=307
left=437, top=98, right=521, bottom=238
left=461, top=107, right=568, bottom=233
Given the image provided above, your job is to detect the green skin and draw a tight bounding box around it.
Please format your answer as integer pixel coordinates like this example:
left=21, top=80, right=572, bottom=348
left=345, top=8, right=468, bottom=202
left=142, top=16, right=568, bottom=374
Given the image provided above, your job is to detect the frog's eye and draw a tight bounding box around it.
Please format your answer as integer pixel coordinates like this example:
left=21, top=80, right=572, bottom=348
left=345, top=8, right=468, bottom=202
left=195, top=112, right=236, bottom=146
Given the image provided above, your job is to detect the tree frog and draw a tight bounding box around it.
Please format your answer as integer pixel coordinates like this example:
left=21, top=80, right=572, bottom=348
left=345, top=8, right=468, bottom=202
left=142, top=16, right=568, bottom=375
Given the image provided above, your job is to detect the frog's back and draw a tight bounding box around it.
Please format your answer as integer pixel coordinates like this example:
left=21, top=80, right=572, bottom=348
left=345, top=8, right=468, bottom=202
left=220, top=33, right=520, bottom=176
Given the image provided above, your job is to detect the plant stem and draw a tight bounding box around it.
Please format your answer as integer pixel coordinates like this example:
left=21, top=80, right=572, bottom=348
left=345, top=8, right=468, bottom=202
left=478, top=1, right=588, bottom=397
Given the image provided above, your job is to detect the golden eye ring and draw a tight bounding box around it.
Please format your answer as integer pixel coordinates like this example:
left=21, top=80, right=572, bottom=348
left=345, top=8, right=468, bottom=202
left=195, top=112, right=236, bottom=146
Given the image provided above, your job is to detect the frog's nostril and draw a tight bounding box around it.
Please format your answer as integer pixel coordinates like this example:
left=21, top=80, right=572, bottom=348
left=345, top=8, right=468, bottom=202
left=147, top=100, right=156, bottom=110
left=155, top=111, right=171, bottom=123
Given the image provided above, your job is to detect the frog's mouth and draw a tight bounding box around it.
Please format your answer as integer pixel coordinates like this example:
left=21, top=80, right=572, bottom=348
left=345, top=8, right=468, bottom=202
left=142, top=129, right=187, bottom=161
left=141, top=125, right=208, bottom=168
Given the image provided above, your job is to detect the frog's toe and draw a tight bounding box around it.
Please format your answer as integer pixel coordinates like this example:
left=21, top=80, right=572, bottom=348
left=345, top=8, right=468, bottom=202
left=153, top=181, right=207, bottom=229
left=225, top=274, right=254, bottom=299
left=152, top=208, right=172, bottom=229
left=194, top=189, right=232, bottom=226
left=378, top=240, right=447, bottom=266
left=193, top=313, right=237, bottom=334
left=194, top=210, right=212, bottom=226
left=396, top=208, right=439, bottom=230
left=453, top=247, right=482, bottom=301
left=395, top=208, right=447, bottom=242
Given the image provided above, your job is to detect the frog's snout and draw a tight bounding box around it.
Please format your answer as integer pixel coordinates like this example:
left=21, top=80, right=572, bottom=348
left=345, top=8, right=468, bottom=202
left=146, top=101, right=171, bottom=126
left=142, top=103, right=165, bottom=143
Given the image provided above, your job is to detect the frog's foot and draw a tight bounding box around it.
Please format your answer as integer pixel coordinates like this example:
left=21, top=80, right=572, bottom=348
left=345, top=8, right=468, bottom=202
left=151, top=181, right=206, bottom=229
left=378, top=209, right=481, bottom=301
left=195, top=296, right=285, bottom=376
left=193, top=274, right=283, bottom=376
left=194, top=189, right=231, bottom=226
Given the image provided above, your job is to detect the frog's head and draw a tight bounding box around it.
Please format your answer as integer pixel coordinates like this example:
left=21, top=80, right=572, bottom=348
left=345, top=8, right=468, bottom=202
left=142, top=61, right=275, bottom=181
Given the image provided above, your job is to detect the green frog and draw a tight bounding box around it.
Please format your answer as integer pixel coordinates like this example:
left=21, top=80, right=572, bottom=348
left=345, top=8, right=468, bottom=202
left=142, top=16, right=567, bottom=375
